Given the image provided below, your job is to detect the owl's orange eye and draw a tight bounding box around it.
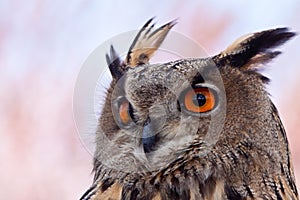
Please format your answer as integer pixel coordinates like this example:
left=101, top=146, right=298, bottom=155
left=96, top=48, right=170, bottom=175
left=118, top=100, right=134, bottom=126
left=183, top=87, right=216, bottom=113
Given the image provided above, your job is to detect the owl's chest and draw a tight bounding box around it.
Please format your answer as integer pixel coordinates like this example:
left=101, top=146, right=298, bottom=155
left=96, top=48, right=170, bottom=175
left=98, top=174, right=227, bottom=200
left=144, top=177, right=225, bottom=200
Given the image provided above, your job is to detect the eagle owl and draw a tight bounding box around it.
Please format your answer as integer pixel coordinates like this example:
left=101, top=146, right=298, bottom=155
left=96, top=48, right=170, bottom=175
left=80, top=19, right=298, bottom=199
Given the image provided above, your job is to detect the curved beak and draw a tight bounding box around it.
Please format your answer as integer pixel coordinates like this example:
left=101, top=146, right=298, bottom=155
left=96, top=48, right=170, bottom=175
left=142, top=119, right=157, bottom=153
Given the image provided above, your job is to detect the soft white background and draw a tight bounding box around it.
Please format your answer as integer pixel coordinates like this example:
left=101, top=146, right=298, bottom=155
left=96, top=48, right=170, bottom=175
left=1, top=1, right=299, bottom=199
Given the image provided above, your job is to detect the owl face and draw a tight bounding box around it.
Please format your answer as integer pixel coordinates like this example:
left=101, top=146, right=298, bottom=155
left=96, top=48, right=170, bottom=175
left=102, top=59, right=226, bottom=171
left=95, top=21, right=295, bottom=175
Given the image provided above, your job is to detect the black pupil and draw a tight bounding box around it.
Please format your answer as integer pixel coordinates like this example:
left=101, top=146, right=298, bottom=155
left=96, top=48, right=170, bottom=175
left=192, top=93, right=206, bottom=107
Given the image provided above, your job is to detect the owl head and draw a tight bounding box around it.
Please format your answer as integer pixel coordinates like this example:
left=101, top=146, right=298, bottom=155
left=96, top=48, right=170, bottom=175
left=94, top=18, right=296, bottom=178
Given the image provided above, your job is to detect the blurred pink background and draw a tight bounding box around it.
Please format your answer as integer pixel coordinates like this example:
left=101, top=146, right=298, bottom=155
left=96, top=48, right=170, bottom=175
left=1, top=1, right=299, bottom=199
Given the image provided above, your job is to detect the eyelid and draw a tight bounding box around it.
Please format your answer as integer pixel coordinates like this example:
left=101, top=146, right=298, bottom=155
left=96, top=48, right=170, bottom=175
left=193, top=83, right=218, bottom=90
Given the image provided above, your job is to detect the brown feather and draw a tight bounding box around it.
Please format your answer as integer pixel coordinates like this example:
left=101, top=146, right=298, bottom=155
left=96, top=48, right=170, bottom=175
left=92, top=182, right=122, bottom=200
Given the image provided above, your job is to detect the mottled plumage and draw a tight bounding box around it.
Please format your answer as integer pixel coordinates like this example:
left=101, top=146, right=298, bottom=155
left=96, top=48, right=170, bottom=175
left=81, top=19, right=298, bottom=200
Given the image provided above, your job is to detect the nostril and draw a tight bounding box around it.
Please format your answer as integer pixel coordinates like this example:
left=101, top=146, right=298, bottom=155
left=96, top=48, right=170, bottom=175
left=143, top=117, right=151, bottom=126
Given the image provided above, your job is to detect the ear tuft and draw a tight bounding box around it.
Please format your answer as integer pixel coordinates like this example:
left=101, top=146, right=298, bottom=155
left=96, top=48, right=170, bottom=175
left=125, top=18, right=177, bottom=67
left=213, top=28, right=296, bottom=70
left=106, top=18, right=177, bottom=80
left=106, top=45, right=125, bottom=80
